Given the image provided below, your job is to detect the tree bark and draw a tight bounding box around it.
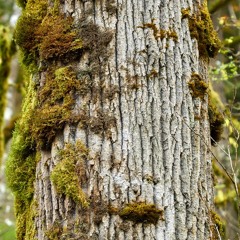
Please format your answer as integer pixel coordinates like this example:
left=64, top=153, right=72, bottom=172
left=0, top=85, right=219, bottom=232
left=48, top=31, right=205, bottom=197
left=8, top=0, right=222, bottom=239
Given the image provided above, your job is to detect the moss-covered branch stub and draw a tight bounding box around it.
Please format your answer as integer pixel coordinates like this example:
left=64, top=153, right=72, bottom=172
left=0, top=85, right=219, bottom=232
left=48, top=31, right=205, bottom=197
left=50, top=140, right=89, bottom=208
left=182, top=5, right=221, bottom=59
left=118, top=202, right=164, bottom=224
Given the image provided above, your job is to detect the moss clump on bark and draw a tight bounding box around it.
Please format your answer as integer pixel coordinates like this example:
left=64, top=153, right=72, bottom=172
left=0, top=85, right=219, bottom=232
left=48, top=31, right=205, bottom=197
left=210, top=210, right=225, bottom=239
left=185, top=4, right=221, bottom=58
left=36, top=14, right=82, bottom=61
left=188, top=73, right=208, bottom=99
left=119, top=202, right=164, bottom=224
left=14, top=0, right=82, bottom=68
left=188, top=73, right=224, bottom=144
left=51, top=140, right=89, bottom=207
left=208, top=96, right=224, bottom=145
left=45, top=222, right=63, bottom=240
left=30, top=66, right=81, bottom=149
left=181, top=8, right=191, bottom=19
left=14, top=0, right=48, bottom=67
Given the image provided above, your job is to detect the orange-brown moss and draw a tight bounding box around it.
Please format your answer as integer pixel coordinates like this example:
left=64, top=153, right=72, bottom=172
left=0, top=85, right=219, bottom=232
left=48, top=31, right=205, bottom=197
left=181, top=8, right=191, bottom=19
left=188, top=73, right=208, bottom=99
left=138, top=20, right=178, bottom=41
left=36, top=14, right=82, bottom=60
left=14, top=0, right=48, bottom=67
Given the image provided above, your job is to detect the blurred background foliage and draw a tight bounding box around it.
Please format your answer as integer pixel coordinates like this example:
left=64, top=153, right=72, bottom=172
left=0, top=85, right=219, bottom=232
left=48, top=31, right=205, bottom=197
left=208, top=0, right=240, bottom=238
left=0, top=0, right=239, bottom=239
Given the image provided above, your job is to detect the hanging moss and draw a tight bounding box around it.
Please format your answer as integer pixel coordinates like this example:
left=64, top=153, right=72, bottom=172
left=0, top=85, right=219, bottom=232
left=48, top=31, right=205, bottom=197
left=185, top=4, right=221, bottom=58
left=50, top=140, right=89, bottom=207
left=188, top=73, right=208, bottom=99
left=119, top=202, right=164, bottom=224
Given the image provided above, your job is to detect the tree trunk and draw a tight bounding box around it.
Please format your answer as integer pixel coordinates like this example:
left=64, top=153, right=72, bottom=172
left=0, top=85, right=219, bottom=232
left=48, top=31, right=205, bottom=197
left=7, top=0, right=223, bottom=239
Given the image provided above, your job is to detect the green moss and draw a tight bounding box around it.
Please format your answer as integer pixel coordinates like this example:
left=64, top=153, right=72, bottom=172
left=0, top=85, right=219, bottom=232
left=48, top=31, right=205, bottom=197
left=208, top=96, right=224, bottom=145
left=50, top=140, right=89, bottom=207
left=16, top=0, right=27, bottom=8
left=0, top=26, right=12, bottom=160
left=14, top=0, right=82, bottom=67
left=119, top=202, right=164, bottom=224
left=31, top=66, right=81, bottom=149
left=188, top=4, right=221, bottom=58
left=210, top=210, right=226, bottom=239
left=15, top=200, right=38, bottom=240
left=188, top=73, right=208, bottom=99
left=6, top=76, right=38, bottom=239
left=6, top=78, right=37, bottom=199
left=14, top=0, right=48, bottom=68
left=45, top=222, right=63, bottom=240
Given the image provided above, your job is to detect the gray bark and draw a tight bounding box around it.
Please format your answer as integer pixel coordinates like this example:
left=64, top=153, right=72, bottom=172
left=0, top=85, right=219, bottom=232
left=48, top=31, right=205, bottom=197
left=32, top=0, right=215, bottom=239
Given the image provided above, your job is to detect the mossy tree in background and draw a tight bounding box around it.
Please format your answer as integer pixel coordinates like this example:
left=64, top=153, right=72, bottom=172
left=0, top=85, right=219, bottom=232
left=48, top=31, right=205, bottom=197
left=7, top=0, right=225, bottom=239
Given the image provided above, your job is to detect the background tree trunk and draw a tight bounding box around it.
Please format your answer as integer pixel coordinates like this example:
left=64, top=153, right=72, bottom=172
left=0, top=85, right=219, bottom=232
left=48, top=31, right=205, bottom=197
left=8, top=0, right=222, bottom=239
